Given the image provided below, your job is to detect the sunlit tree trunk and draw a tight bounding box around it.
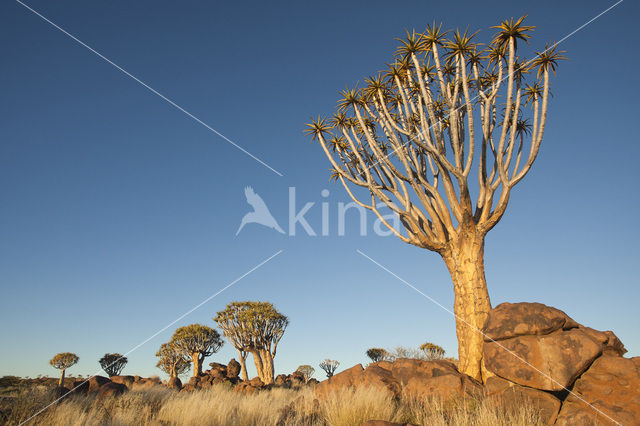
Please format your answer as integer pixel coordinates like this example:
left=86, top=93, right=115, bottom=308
left=251, top=350, right=264, bottom=381
left=237, top=349, right=249, bottom=381
left=441, top=229, right=491, bottom=381
left=191, top=353, right=202, bottom=377
left=58, top=369, right=66, bottom=387
left=260, top=349, right=275, bottom=384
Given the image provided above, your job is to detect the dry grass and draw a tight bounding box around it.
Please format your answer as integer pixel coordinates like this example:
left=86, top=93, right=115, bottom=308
left=1, top=384, right=545, bottom=426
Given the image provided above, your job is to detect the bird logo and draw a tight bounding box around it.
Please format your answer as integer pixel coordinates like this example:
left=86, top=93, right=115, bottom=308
left=236, top=187, right=285, bottom=235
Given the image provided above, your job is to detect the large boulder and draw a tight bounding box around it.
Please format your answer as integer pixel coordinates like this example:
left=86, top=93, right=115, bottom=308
left=208, top=362, right=227, bottom=379
left=234, top=377, right=267, bottom=395
left=483, top=302, right=578, bottom=341
left=482, top=302, right=628, bottom=391
left=227, top=359, right=241, bottom=379
left=555, top=355, right=640, bottom=426
left=110, top=375, right=135, bottom=389
left=315, top=359, right=480, bottom=401
left=88, top=376, right=111, bottom=393
left=484, top=376, right=561, bottom=425
left=484, top=328, right=602, bottom=391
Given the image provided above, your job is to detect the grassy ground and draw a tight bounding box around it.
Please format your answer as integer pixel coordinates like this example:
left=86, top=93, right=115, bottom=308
left=1, top=384, right=544, bottom=426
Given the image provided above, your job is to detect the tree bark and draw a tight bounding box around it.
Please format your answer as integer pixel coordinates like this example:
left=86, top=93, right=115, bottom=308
left=250, top=350, right=264, bottom=381
left=260, top=349, right=275, bottom=384
left=191, top=353, right=202, bottom=377
left=58, top=369, right=65, bottom=387
left=237, top=349, right=249, bottom=381
left=441, top=230, right=492, bottom=382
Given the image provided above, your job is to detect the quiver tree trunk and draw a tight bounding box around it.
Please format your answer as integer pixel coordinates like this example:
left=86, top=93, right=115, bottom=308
left=441, top=230, right=492, bottom=382
left=249, top=349, right=275, bottom=384
left=191, top=353, right=203, bottom=377
left=237, top=349, right=249, bottom=381
left=58, top=369, right=65, bottom=387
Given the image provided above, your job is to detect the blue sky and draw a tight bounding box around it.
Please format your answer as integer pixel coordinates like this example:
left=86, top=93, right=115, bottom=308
left=1, top=0, right=638, bottom=380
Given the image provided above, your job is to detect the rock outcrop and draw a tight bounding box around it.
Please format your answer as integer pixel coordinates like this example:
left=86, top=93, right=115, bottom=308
left=482, top=302, right=637, bottom=425
left=314, top=359, right=481, bottom=400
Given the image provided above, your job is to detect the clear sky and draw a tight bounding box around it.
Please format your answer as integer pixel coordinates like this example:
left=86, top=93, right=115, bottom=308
left=1, top=0, right=638, bottom=381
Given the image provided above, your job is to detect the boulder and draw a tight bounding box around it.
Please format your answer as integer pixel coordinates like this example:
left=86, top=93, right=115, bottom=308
left=555, top=355, right=640, bottom=426
left=167, top=376, right=182, bottom=390
left=110, top=375, right=135, bottom=389
left=482, top=302, right=578, bottom=341
left=578, top=327, right=626, bottom=356
left=291, top=371, right=306, bottom=386
left=96, top=382, right=127, bottom=399
left=88, top=376, right=111, bottom=393
left=314, top=364, right=364, bottom=397
left=52, top=386, right=70, bottom=400
left=71, top=380, right=89, bottom=394
left=315, top=360, right=480, bottom=401
left=275, top=374, right=291, bottom=388
left=484, top=328, right=602, bottom=391
left=234, top=377, right=267, bottom=395
left=484, top=376, right=561, bottom=425
left=227, top=359, right=241, bottom=379
left=209, top=362, right=227, bottom=379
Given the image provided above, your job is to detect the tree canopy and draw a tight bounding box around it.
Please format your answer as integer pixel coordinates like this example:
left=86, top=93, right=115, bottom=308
left=295, top=365, right=315, bottom=382
left=319, top=359, right=339, bottom=378
left=156, top=342, right=191, bottom=378
left=420, top=342, right=446, bottom=360
left=366, top=348, right=388, bottom=363
left=170, top=324, right=223, bottom=376
left=214, top=301, right=288, bottom=384
left=99, top=353, right=128, bottom=377
left=49, top=353, right=79, bottom=371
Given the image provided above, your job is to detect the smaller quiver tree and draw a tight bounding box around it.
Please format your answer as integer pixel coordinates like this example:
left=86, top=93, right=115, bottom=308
left=366, top=348, right=387, bottom=363
left=99, top=353, right=128, bottom=377
left=420, top=342, right=446, bottom=360
left=214, top=301, right=288, bottom=384
left=171, top=324, right=223, bottom=377
left=295, top=365, right=315, bottom=382
left=319, top=359, right=339, bottom=378
left=49, top=352, right=79, bottom=387
left=156, top=342, right=191, bottom=378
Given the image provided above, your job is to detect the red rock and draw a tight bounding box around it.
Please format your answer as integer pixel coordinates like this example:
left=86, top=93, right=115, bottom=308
left=110, top=375, right=135, bottom=389
left=483, top=302, right=578, bottom=341
left=484, top=376, right=560, bottom=425
left=88, top=376, right=111, bottom=393
left=96, top=382, right=127, bottom=398
left=484, top=328, right=602, bottom=391
left=555, top=355, right=640, bottom=426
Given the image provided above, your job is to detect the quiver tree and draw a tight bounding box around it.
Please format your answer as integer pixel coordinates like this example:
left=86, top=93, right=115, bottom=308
left=99, top=353, right=128, bottom=377
left=319, top=359, right=339, bottom=378
left=305, top=17, right=564, bottom=381
left=420, top=342, right=446, bottom=360
left=170, top=324, right=223, bottom=377
left=49, top=352, right=79, bottom=387
left=214, top=301, right=288, bottom=384
left=156, top=342, right=191, bottom=378
left=295, top=365, right=315, bottom=382
left=366, top=348, right=388, bottom=363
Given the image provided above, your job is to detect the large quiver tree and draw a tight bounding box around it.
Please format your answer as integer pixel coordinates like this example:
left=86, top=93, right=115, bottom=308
left=214, top=301, right=288, bottom=384
left=305, top=17, right=564, bottom=381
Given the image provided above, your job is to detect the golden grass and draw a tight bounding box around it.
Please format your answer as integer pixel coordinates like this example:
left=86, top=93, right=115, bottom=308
left=1, top=384, right=545, bottom=426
